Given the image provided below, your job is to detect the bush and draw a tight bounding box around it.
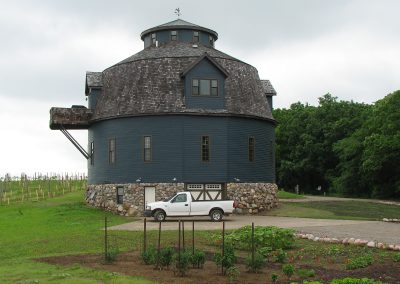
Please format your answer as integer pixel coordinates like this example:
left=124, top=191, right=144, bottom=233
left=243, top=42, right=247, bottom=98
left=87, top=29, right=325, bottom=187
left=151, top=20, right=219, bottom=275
left=159, top=247, right=174, bottom=269
left=226, top=266, right=240, bottom=283
left=246, top=252, right=265, bottom=273
left=297, top=268, right=315, bottom=278
left=346, top=255, right=373, bottom=270
left=214, top=243, right=236, bottom=274
left=173, top=250, right=192, bottom=276
left=330, top=277, right=383, bottom=284
left=304, top=281, right=323, bottom=284
left=282, top=264, right=295, bottom=279
left=105, top=246, right=120, bottom=263
left=273, top=248, right=287, bottom=263
left=222, top=226, right=295, bottom=251
left=141, top=246, right=156, bottom=265
left=271, top=273, right=278, bottom=283
left=191, top=249, right=206, bottom=268
left=393, top=252, right=400, bottom=262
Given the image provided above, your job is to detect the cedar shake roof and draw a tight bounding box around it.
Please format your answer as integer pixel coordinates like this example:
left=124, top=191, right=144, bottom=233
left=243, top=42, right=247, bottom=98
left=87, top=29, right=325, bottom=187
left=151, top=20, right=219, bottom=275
left=85, top=72, right=102, bottom=95
left=261, top=80, right=277, bottom=96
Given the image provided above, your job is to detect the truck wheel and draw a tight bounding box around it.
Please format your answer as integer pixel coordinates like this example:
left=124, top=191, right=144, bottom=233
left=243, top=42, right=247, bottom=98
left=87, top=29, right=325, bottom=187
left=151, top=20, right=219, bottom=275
left=210, top=209, right=223, bottom=222
left=154, top=210, right=166, bottom=222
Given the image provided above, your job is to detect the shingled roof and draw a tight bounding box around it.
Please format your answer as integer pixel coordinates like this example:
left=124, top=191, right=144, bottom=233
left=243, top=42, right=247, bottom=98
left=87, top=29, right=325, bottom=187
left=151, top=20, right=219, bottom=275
left=141, top=19, right=218, bottom=40
left=94, top=41, right=274, bottom=122
left=261, top=80, right=277, bottom=96
left=85, top=72, right=102, bottom=95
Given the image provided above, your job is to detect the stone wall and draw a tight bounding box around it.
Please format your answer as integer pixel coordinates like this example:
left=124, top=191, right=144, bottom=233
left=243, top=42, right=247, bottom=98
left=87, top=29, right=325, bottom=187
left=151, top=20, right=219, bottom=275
left=227, top=183, right=278, bottom=214
left=86, top=182, right=278, bottom=216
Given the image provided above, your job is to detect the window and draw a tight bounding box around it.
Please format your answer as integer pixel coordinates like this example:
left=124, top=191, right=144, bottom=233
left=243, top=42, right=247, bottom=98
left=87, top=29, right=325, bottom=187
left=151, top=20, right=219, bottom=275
left=248, top=137, right=255, bottom=162
left=193, top=31, right=199, bottom=42
left=192, top=79, right=218, bottom=96
left=109, top=138, right=116, bottom=165
left=172, top=194, right=187, bottom=203
left=90, top=141, right=94, bottom=165
left=209, top=35, right=214, bottom=46
left=202, top=136, right=210, bottom=162
left=151, top=33, right=156, bottom=44
left=144, top=136, right=152, bottom=162
left=171, top=30, right=177, bottom=41
left=116, top=186, right=124, bottom=204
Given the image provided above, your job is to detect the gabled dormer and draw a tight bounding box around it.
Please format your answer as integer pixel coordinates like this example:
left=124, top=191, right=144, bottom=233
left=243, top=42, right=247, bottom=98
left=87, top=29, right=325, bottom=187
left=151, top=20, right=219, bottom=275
left=85, top=72, right=103, bottom=109
left=181, top=53, right=229, bottom=109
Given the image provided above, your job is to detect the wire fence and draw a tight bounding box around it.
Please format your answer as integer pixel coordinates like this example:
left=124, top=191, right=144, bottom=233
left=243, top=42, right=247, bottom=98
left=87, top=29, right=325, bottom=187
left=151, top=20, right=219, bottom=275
left=0, top=173, right=87, bottom=204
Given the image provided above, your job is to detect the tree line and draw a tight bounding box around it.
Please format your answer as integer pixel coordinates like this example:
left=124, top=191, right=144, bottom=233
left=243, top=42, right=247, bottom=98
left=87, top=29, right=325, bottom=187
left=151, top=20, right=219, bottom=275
left=273, top=90, right=400, bottom=198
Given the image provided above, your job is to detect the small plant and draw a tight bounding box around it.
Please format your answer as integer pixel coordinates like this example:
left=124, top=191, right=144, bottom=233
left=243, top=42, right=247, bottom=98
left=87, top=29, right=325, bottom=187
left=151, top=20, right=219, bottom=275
left=273, top=248, right=287, bottom=263
left=271, top=272, right=278, bottom=283
left=303, top=281, right=323, bottom=284
left=346, top=255, right=373, bottom=270
left=393, top=252, right=400, bottom=262
left=173, top=250, right=192, bottom=277
left=214, top=243, right=236, bottom=274
left=297, top=268, right=315, bottom=279
left=282, top=264, right=295, bottom=280
left=141, top=246, right=156, bottom=265
left=226, top=266, right=240, bottom=283
left=105, top=246, right=120, bottom=263
left=330, top=277, right=383, bottom=284
left=245, top=252, right=265, bottom=273
left=191, top=249, right=206, bottom=268
left=159, top=247, right=174, bottom=269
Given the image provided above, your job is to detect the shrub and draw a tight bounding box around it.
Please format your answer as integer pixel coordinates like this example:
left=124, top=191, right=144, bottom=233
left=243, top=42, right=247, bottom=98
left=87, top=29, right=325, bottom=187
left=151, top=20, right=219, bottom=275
left=282, top=264, right=295, bottom=279
left=271, top=273, right=278, bottom=283
left=297, top=268, right=315, bottom=278
left=393, top=252, right=400, bottom=262
left=273, top=248, right=287, bottom=263
left=105, top=246, right=120, bottom=263
left=173, top=250, right=192, bottom=276
left=159, top=247, right=174, bottom=269
left=346, top=255, right=373, bottom=270
left=213, top=226, right=295, bottom=251
left=226, top=266, right=240, bottom=283
left=141, top=246, right=156, bottom=265
left=245, top=252, right=265, bottom=273
left=330, top=277, right=383, bottom=284
left=304, top=281, right=323, bottom=284
left=214, top=243, right=236, bottom=274
left=191, top=249, right=206, bottom=268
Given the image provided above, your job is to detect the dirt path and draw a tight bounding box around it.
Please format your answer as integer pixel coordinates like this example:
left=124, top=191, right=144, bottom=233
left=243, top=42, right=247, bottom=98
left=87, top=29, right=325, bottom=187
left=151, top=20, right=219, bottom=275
left=109, top=215, right=400, bottom=245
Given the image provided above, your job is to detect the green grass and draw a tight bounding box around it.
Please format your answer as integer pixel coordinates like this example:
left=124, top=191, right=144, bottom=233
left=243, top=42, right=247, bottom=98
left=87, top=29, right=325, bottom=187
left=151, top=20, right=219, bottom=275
left=277, top=190, right=305, bottom=199
left=0, top=191, right=154, bottom=283
left=266, top=201, right=400, bottom=220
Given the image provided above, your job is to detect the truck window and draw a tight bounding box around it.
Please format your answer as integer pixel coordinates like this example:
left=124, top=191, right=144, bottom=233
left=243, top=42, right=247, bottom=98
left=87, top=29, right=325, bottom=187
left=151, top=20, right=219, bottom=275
left=172, top=194, right=187, bottom=203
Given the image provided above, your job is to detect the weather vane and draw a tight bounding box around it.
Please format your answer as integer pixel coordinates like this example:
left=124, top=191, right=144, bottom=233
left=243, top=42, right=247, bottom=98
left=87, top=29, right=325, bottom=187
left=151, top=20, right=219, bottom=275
left=175, top=8, right=181, bottom=18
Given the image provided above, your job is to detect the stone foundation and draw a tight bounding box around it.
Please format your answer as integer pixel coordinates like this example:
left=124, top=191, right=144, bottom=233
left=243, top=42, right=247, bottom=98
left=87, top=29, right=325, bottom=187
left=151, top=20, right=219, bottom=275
left=86, top=182, right=278, bottom=216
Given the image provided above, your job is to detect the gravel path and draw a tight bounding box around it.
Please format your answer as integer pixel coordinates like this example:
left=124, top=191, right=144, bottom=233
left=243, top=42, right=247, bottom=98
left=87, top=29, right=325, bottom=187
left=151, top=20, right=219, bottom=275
left=109, top=215, right=400, bottom=244
left=281, top=195, right=400, bottom=206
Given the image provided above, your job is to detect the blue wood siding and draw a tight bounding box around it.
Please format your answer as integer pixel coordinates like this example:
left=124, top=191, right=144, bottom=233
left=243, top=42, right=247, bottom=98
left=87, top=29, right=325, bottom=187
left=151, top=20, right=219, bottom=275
left=184, top=58, right=225, bottom=109
left=88, top=115, right=275, bottom=184
left=143, top=30, right=215, bottom=48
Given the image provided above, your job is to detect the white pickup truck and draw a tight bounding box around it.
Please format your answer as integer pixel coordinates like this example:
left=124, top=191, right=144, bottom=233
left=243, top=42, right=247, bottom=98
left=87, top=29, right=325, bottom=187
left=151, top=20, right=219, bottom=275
left=144, top=192, right=237, bottom=222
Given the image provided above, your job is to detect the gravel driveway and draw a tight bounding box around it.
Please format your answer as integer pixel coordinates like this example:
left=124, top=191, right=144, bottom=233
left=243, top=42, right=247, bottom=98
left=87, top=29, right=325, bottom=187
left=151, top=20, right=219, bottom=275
left=109, top=215, right=400, bottom=245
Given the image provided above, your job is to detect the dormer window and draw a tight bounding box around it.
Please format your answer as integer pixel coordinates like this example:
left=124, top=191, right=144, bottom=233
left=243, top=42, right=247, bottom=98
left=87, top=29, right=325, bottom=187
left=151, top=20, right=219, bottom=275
left=193, top=31, right=199, bottom=43
left=192, top=79, right=218, bottom=96
left=171, top=31, right=177, bottom=41
left=151, top=33, right=156, bottom=44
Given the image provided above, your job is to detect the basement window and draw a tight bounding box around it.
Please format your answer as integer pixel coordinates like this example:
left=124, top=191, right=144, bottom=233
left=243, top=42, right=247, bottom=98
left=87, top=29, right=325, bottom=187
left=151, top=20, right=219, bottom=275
left=171, top=31, right=177, bottom=41
left=116, top=186, right=124, bottom=204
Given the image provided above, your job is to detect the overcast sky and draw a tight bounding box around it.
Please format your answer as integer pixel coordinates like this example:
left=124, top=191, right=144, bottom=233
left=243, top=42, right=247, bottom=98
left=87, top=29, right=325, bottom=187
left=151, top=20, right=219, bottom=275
left=1, top=0, right=399, bottom=176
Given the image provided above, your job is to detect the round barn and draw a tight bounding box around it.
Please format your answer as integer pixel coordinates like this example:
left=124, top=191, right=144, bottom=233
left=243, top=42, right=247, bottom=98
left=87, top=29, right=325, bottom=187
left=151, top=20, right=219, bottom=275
left=50, top=19, right=278, bottom=216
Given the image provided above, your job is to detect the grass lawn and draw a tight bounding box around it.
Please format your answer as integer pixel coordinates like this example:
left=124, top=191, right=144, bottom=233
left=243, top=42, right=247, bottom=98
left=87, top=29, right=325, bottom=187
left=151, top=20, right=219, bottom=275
left=266, top=200, right=400, bottom=220
left=0, top=191, right=154, bottom=283
left=277, top=190, right=305, bottom=199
